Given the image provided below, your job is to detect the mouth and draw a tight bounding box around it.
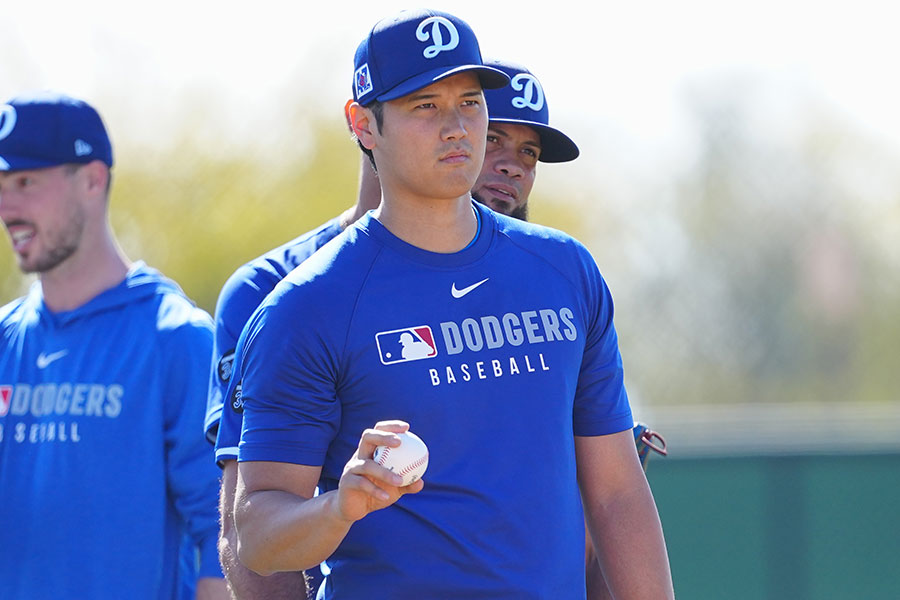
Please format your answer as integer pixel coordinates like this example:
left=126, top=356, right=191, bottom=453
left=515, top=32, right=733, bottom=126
left=484, top=184, right=518, bottom=201
left=6, top=223, right=35, bottom=253
left=439, top=148, right=471, bottom=164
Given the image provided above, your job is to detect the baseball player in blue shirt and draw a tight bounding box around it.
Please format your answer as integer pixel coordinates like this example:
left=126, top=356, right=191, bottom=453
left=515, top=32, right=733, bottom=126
left=228, top=8, right=674, bottom=599
left=0, top=93, right=228, bottom=599
left=208, top=53, right=668, bottom=600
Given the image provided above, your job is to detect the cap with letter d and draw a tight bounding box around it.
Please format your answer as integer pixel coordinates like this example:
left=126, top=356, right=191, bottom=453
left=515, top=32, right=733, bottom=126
left=0, top=91, right=113, bottom=172
left=353, top=8, right=509, bottom=106
left=482, top=59, right=579, bottom=163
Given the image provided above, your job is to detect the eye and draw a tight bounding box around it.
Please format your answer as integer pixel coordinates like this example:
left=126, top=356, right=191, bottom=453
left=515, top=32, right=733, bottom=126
left=486, top=134, right=500, bottom=144
left=522, top=147, right=539, bottom=159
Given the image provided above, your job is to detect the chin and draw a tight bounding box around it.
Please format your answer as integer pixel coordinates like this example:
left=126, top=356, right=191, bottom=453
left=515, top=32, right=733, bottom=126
left=472, top=193, right=528, bottom=222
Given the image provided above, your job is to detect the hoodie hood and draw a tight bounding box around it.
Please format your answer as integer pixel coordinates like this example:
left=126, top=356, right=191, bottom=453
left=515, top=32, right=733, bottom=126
left=25, top=261, right=191, bottom=329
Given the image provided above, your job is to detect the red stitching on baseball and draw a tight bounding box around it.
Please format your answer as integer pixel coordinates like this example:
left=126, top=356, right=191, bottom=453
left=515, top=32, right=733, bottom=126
left=399, top=452, right=429, bottom=476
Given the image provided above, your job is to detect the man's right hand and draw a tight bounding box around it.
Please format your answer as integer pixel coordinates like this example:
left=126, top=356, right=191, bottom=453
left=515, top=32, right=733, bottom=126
left=335, top=420, right=424, bottom=523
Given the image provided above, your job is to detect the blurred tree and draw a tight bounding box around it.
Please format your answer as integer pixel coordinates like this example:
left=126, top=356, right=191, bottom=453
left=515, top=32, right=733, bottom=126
left=3, top=80, right=898, bottom=409
left=609, top=74, right=900, bottom=406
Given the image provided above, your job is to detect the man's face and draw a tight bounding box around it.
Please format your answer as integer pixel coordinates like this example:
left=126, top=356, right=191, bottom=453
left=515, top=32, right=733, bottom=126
left=471, top=122, right=540, bottom=221
left=372, top=72, right=488, bottom=203
left=0, top=165, right=88, bottom=274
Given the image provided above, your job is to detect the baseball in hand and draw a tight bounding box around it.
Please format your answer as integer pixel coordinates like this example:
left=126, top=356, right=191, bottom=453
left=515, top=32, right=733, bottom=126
left=373, top=430, right=429, bottom=487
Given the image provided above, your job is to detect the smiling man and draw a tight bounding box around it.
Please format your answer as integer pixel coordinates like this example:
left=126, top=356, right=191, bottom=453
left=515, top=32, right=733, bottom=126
left=230, top=9, right=674, bottom=600
left=0, top=93, right=227, bottom=600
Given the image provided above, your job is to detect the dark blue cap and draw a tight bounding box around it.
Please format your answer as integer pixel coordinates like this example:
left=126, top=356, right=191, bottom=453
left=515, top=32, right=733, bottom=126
left=0, top=91, right=113, bottom=172
left=483, top=60, right=579, bottom=163
left=353, top=9, right=509, bottom=105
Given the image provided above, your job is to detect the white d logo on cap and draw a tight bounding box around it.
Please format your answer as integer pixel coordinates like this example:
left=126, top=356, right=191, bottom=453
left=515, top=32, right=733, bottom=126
left=0, top=105, right=17, bottom=141
left=510, top=74, right=545, bottom=112
left=416, top=17, right=460, bottom=59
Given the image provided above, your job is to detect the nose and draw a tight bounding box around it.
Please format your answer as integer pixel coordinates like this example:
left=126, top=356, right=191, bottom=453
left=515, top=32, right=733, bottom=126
left=441, top=108, right=468, bottom=142
left=0, top=185, right=10, bottom=211
left=495, top=152, right=525, bottom=179
left=0, top=184, right=20, bottom=217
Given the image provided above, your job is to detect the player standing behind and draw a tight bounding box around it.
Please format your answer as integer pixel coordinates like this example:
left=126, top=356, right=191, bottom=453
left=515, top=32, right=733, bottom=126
left=471, top=58, right=579, bottom=220
left=232, top=8, right=674, bottom=599
left=0, top=93, right=228, bottom=600
left=473, top=59, right=669, bottom=599
left=205, top=140, right=380, bottom=597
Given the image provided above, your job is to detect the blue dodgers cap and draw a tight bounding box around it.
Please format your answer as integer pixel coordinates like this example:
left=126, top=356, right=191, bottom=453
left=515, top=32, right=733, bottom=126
left=483, top=60, right=579, bottom=163
left=0, top=91, right=113, bottom=172
left=353, top=9, right=509, bottom=105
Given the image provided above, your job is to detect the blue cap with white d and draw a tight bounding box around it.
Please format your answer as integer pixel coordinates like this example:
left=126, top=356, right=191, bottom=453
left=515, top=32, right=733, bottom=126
left=0, top=91, right=113, bottom=172
left=483, top=60, right=579, bottom=163
left=353, top=9, right=509, bottom=105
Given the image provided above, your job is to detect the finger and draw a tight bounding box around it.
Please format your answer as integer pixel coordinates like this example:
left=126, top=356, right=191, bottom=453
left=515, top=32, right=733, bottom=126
left=401, top=479, right=425, bottom=495
left=373, top=420, right=410, bottom=433
left=345, top=471, right=393, bottom=503
left=357, top=423, right=408, bottom=457
left=349, top=455, right=405, bottom=488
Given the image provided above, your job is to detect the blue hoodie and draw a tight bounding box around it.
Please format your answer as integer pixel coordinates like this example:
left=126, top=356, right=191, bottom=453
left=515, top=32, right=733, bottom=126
left=0, top=262, right=222, bottom=599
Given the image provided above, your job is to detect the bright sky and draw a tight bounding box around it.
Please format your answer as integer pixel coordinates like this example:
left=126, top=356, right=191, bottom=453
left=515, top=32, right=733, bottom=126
left=3, top=0, right=900, bottom=172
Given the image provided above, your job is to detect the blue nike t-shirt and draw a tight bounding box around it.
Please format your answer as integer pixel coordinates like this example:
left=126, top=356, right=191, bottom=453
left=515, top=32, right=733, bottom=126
left=236, top=201, right=633, bottom=599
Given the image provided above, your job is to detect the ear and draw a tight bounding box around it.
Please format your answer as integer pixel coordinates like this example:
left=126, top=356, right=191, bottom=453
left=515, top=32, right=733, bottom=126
left=81, top=160, right=110, bottom=197
left=343, top=99, right=355, bottom=134
left=348, top=101, right=377, bottom=151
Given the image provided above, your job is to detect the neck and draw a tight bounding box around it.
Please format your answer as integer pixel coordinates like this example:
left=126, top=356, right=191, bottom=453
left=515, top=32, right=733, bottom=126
left=40, top=224, right=131, bottom=312
left=340, top=157, right=382, bottom=230
left=374, top=193, right=477, bottom=253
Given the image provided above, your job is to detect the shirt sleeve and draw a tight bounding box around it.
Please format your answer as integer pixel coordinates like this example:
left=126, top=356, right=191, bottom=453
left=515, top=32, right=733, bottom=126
left=572, top=246, right=634, bottom=436
left=163, top=306, right=225, bottom=579
left=205, top=267, right=273, bottom=444
left=237, top=285, right=343, bottom=467
left=214, top=350, right=244, bottom=465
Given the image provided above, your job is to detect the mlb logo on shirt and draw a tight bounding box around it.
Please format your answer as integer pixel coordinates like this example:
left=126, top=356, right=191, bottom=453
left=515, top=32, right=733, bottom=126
left=375, top=326, right=438, bottom=365
left=0, top=385, right=11, bottom=417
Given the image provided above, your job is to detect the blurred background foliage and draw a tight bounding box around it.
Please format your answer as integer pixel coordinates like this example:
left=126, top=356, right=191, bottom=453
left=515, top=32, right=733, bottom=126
left=2, top=74, right=898, bottom=411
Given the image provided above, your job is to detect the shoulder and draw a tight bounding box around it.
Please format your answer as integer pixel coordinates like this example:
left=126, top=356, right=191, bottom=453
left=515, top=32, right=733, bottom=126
left=130, top=268, right=214, bottom=344
left=287, top=220, right=377, bottom=283
left=215, top=218, right=344, bottom=321
left=260, top=224, right=379, bottom=322
left=0, top=295, right=28, bottom=337
left=493, top=211, right=600, bottom=276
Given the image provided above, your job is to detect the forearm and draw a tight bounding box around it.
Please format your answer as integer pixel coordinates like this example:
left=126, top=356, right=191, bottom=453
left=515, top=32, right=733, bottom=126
left=235, top=487, right=351, bottom=575
left=195, top=577, right=229, bottom=600
left=585, top=525, right=613, bottom=600
left=220, top=468, right=309, bottom=599
left=587, top=483, right=674, bottom=600
left=219, top=527, right=308, bottom=600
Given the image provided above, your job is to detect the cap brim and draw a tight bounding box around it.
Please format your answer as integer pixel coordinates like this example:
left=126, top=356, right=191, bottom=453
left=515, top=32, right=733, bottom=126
left=0, top=155, right=66, bottom=172
left=376, top=65, right=510, bottom=103
left=489, top=117, right=580, bottom=163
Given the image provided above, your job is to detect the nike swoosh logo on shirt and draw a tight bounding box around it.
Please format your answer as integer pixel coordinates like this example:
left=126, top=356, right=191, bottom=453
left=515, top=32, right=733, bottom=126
left=36, top=350, right=69, bottom=369
left=451, top=278, right=489, bottom=299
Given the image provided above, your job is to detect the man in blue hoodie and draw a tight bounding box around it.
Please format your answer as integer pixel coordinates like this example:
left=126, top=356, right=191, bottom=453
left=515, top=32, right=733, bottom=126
left=0, top=92, right=228, bottom=600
